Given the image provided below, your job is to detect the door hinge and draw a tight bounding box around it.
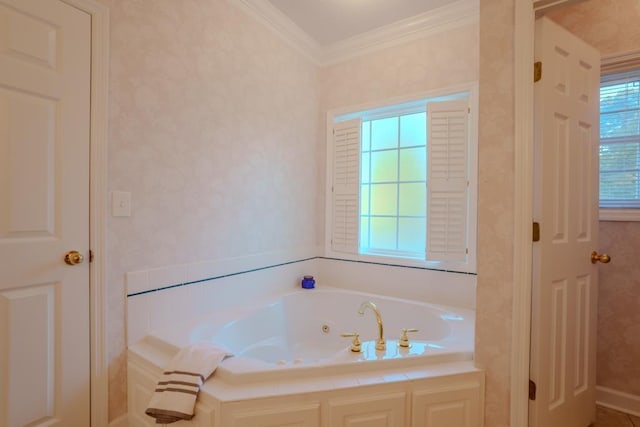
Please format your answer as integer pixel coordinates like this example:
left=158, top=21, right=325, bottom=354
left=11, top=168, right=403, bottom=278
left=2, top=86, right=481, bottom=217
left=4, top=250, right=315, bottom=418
left=534, top=61, right=542, bottom=82
left=532, top=222, right=540, bottom=242
left=89, top=250, right=94, bottom=263
left=529, top=379, right=537, bottom=400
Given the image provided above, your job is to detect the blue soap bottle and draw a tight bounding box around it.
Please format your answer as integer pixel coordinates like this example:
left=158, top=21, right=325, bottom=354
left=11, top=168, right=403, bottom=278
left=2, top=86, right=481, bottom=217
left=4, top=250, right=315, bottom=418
left=301, top=275, right=315, bottom=289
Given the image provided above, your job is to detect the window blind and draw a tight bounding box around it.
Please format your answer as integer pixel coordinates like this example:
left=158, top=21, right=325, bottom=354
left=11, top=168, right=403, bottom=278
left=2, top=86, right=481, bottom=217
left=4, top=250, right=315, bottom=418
left=600, top=69, right=640, bottom=208
left=426, top=100, right=469, bottom=262
left=331, top=118, right=361, bottom=253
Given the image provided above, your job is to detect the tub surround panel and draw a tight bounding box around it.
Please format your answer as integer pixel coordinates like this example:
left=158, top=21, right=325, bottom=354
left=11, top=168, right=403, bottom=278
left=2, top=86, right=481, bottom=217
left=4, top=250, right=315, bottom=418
left=125, top=247, right=320, bottom=296
left=127, top=258, right=319, bottom=346
left=105, top=0, right=319, bottom=419
left=126, top=256, right=477, bottom=348
left=317, top=258, right=476, bottom=310
left=476, top=0, right=516, bottom=426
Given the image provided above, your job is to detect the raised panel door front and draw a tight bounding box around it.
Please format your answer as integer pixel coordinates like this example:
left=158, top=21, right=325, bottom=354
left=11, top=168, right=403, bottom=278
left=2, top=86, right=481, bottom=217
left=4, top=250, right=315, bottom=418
left=0, top=0, right=91, bottom=425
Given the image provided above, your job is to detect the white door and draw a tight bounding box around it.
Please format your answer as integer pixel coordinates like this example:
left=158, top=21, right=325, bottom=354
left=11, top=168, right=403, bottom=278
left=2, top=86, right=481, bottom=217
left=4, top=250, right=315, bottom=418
left=0, top=0, right=91, bottom=426
left=530, top=17, right=603, bottom=427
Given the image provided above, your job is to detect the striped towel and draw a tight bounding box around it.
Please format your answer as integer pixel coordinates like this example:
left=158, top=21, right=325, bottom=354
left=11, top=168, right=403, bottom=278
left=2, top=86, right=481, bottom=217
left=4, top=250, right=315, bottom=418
left=145, top=342, right=229, bottom=424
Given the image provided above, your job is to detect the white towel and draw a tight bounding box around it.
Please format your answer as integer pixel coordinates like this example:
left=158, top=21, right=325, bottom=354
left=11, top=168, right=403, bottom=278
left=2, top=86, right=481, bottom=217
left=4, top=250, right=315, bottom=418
left=145, top=342, right=229, bottom=424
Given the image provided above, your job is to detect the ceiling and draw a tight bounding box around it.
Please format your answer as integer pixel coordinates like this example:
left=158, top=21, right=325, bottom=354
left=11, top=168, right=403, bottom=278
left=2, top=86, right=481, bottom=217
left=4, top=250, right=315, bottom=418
left=267, top=0, right=455, bottom=46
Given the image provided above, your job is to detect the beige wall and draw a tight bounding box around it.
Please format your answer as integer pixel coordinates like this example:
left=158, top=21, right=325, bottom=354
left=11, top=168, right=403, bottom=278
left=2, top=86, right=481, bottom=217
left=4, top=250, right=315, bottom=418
left=548, top=0, right=640, bottom=398
left=104, top=0, right=319, bottom=419
left=476, top=0, right=515, bottom=425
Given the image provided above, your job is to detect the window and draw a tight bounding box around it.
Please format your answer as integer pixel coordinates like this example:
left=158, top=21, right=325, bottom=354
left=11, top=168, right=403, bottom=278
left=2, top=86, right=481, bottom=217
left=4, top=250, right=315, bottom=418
left=600, top=69, right=640, bottom=209
left=327, top=88, right=477, bottom=273
left=360, top=113, right=427, bottom=258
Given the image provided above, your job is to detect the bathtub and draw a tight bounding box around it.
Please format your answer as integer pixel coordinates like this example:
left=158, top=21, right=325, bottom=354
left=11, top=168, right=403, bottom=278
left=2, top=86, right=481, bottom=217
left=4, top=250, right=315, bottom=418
left=128, top=287, right=482, bottom=426
left=152, top=287, right=475, bottom=384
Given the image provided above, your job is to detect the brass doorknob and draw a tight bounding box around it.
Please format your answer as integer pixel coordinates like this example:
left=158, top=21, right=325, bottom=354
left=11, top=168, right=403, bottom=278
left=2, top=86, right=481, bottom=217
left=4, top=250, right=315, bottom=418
left=64, top=250, right=84, bottom=266
left=591, top=251, right=611, bottom=264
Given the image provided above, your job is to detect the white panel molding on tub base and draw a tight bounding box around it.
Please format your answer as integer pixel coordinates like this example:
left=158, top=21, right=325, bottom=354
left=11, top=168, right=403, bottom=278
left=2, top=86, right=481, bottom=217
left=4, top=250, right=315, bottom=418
left=128, top=341, right=485, bottom=427
left=596, top=386, right=640, bottom=418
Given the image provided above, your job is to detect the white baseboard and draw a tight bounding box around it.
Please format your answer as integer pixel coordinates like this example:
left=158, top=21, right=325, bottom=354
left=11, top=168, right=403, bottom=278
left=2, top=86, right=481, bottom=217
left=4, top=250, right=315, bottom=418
left=109, top=413, right=128, bottom=427
left=596, top=386, right=640, bottom=417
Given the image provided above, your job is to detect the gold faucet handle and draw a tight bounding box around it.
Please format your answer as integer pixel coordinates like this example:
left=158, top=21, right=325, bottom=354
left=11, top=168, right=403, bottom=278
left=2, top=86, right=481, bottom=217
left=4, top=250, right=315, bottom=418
left=341, top=332, right=362, bottom=352
left=399, top=328, right=419, bottom=348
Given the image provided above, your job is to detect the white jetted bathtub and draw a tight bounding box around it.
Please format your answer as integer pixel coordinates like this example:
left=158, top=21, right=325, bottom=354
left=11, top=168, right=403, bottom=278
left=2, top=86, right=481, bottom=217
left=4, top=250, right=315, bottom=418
left=128, top=287, right=484, bottom=426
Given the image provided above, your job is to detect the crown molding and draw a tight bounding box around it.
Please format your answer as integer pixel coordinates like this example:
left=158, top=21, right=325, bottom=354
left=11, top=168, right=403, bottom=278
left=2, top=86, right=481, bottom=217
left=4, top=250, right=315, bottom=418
left=229, top=0, right=322, bottom=64
left=229, top=0, right=479, bottom=66
left=321, top=0, right=479, bottom=65
left=602, top=49, right=640, bottom=75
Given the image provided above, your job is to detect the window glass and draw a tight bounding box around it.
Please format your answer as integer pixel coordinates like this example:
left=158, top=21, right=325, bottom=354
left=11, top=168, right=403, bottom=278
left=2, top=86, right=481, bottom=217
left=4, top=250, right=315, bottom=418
left=360, top=111, right=427, bottom=256
left=399, top=147, right=426, bottom=181
left=600, top=74, right=640, bottom=207
left=398, top=218, right=426, bottom=253
left=370, top=217, right=397, bottom=250
left=370, top=184, right=397, bottom=216
left=398, top=183, right=426, bottom=216
left=400, top=113, right=426, bottom=147
left=371, top=117, right=398, bottom=150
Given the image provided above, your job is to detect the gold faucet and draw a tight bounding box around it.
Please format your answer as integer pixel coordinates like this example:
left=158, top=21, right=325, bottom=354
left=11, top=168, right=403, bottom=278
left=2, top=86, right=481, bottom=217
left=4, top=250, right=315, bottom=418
left=358, top=301, right=385, bottom=351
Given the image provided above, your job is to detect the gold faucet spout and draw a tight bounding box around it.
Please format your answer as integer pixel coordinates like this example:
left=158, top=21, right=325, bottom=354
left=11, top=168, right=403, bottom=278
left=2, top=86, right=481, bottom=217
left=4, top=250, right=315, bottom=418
left=358, top=301, right=385, bottom=351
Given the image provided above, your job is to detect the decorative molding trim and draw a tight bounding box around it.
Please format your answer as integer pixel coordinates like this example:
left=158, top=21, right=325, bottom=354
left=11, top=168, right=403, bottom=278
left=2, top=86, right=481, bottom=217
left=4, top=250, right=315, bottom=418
left=321, top=0, right=479, bottom=66
left=108, top=413, right=129, bottom=427
left=60, top=1, right=110, bottom=426
left=533, top=0, right=583, bottom=13
left=511, top=1, right=535, bottom=426
left=228, top=0, right=478, bottom=66
left=596, top=386, right=640, bottom=417
left=228, top=0, right=321, bottom=64
left=602, top=49, right=640, bottom=75
left=600, top=208, right=640, bottom=222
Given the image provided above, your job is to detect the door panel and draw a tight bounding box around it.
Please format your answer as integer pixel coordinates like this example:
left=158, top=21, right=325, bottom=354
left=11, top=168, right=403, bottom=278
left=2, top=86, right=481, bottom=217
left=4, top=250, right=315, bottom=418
left=531, top=17, right=601, bottom=427
left=0, top=0, right=91, bottom=425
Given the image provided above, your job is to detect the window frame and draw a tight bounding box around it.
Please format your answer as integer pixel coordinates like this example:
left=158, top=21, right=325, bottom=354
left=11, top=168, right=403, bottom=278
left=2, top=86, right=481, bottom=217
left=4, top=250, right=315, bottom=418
left=324, top=83, right=479, bottom=273
left=598, top=67, right=640, bottom=221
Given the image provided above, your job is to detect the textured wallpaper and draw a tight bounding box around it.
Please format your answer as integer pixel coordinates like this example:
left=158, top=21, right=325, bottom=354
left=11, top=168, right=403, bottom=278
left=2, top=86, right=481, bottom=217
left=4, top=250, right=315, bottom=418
left=597, top=222, right=640, bottom=396
left=546, top=0, right=640, bottom=56
left=476, top=0, right=515, bottom=425
left=548, top=0, right=640, bottom=399
left=104, top=0, right=318, bottom=419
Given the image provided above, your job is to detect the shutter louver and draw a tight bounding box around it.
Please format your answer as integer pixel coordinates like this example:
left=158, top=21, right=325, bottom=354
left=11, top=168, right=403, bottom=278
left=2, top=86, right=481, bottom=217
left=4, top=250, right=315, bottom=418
left=332, top=118, right=361, bottom=253
left=427, top=100, right=469, bottom=262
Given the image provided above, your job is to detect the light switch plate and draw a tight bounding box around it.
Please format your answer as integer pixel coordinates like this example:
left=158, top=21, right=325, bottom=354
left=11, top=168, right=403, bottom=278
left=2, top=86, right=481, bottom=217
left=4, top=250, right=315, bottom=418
left=112, top=191, right=131, bottom=217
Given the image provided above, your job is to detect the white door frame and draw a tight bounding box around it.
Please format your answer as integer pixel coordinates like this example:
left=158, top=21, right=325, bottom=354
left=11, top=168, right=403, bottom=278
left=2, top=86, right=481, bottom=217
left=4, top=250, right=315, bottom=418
left=58, top=0, right=110, bottom=426
left=511, top=1, right=588, bottom=426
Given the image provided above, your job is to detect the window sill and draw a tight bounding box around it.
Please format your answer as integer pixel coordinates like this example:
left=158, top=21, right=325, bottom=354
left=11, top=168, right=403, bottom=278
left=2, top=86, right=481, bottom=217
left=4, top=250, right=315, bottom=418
left=599, top=208, right=640, bottom=222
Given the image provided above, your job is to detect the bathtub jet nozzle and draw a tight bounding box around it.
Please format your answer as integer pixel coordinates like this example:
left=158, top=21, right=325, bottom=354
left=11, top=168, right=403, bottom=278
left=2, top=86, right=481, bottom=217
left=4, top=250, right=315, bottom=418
left=358, top=301, right=385, bottom=351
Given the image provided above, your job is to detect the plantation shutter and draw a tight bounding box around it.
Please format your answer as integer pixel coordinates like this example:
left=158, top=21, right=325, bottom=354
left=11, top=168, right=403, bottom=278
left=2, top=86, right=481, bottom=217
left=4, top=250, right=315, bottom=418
left=331, top=118, right=361, bottom=253
left=427, top=100, right=469, bottom=262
